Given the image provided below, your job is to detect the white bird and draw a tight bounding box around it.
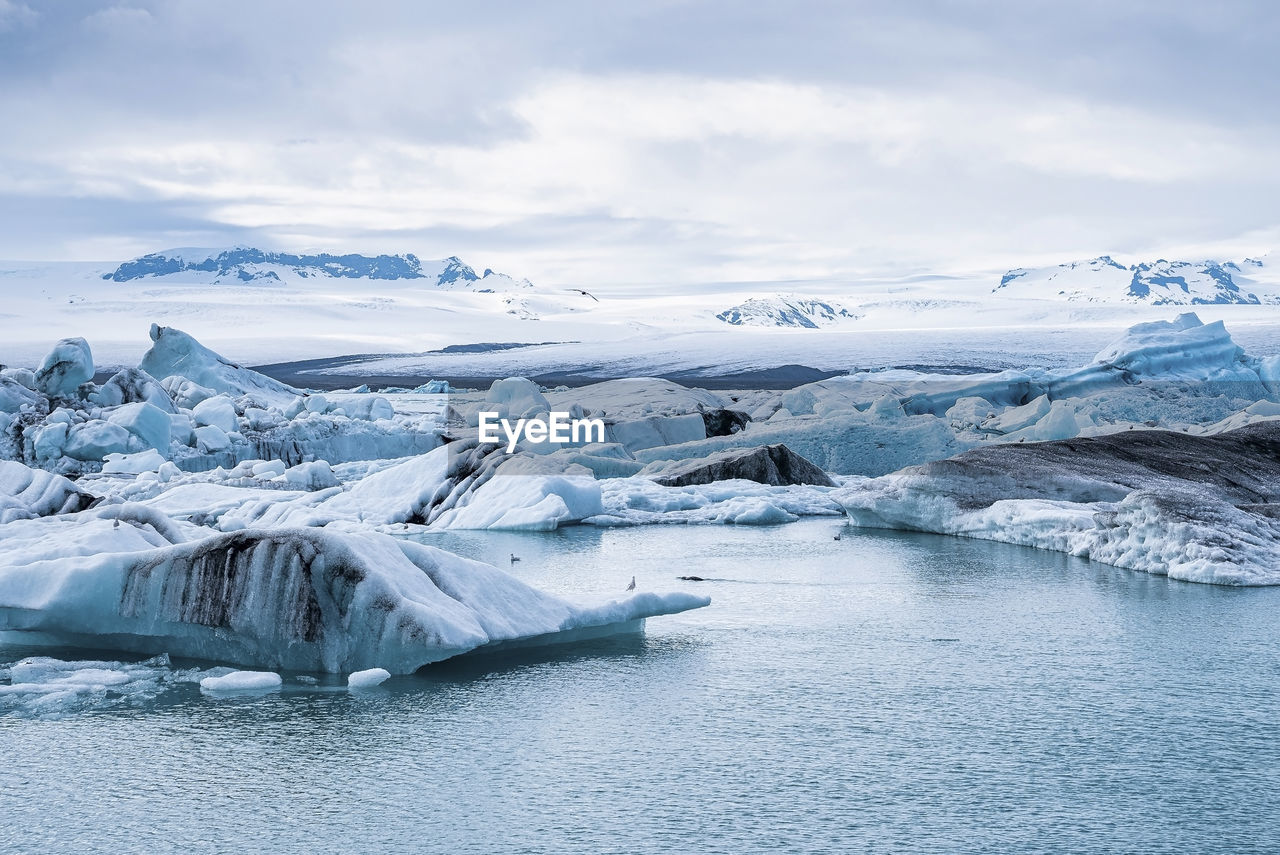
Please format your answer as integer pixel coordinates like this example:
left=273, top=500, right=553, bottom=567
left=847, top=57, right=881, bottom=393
left=570, top=288, right=600, bottom=302
left=626, top=576, right=636, bottom=591
left=510, top=553, right=520, bottom=563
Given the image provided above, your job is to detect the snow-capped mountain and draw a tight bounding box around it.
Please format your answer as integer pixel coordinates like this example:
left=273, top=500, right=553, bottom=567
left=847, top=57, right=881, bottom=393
left=995, top=254, right=1280, bottom=305
left=103, top=247, right=532, bottom=291
left=716, top=296, right=859, bottom=328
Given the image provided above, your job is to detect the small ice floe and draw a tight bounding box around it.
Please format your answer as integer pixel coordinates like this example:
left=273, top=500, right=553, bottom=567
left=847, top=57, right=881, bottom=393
left=0, top=653, right=218, bottom=718
left=199, top=670, right=282, bottom=693
left=347, top=667, right=391, bottom=689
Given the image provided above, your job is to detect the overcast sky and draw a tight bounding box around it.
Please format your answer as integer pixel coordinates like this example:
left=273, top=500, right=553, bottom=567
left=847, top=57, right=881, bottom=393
left=1, top=0, right=1278, bottom=284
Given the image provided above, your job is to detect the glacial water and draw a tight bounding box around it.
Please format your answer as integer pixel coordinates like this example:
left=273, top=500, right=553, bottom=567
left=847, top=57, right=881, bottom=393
left=3, top=519, right=1280, bottom=854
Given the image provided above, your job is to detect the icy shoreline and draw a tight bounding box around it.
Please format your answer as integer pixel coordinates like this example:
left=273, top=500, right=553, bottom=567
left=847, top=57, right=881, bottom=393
left=3, top=311, right=1280, bottom=677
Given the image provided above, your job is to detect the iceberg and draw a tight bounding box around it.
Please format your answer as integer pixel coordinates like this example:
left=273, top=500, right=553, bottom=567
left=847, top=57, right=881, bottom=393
left=2, top=326, right=444, bottom=474
left=0, top=507, right=710, bottom=672
left=632, top=313, right=1277, bottom=476
left=35, top=337, right=93, bottom=399
left=139, top=324, right=301, bottom=408
left=837, top=422, right=1280, bottom=585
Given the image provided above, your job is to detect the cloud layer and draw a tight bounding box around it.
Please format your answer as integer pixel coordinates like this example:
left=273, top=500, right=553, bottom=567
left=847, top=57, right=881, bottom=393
left=1, top=0, right=1277, bottom=283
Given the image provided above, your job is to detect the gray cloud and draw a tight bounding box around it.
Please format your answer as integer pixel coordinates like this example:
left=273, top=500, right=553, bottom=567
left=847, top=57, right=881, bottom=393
left=0, top=0, right=1277, bottom=283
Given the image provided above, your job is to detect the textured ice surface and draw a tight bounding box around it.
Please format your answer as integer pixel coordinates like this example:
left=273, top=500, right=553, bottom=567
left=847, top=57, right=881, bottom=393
left=0, top=509, right=710, bottom=672
left=0, top=460, right=93, bottom=524
left=140, top=324, right=301, bottom=408
left=838, top=422, right=1280, bottom=584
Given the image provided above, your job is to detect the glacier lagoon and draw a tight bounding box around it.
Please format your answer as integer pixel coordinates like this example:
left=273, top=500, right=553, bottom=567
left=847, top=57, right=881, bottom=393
left=4, top=519, right=1280, bottom=855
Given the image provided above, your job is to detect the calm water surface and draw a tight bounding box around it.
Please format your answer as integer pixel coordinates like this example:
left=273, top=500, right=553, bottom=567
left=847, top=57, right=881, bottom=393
left=3, top=520, right=1279, bottom=854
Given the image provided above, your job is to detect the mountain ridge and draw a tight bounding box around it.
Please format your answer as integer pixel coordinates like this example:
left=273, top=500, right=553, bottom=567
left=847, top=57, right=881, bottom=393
left=102, top=246, right=529, bottom=290
left=996, top=253, right=1278, bottom=305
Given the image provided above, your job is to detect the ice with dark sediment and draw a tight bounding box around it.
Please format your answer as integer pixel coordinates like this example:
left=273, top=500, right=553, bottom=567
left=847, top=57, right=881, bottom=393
left=837, top=422, right=1280, bottom=584
left=0, top=505, right=709, bottom=673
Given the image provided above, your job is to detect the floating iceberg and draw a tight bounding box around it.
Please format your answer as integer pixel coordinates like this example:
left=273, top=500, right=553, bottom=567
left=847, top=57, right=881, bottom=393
left=0, top=507, right=709, bottom=672
left=837, top=422, right=1280, bottom=585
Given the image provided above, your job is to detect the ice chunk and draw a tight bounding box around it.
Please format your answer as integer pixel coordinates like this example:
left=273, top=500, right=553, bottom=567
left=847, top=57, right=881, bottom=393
left=1, top=367, right=36, bottom=390
left=64, top=421, right=135, bottom=461
left=432, top=466, right=604, bottom=531
left=1261, top=355, right=1280, bottom=397
left=199, top=670, right=283, bottom=692
left=192, top=395, right=239, bottom=434
left=712, top=497, right=799, bottom=524
left=140, top=325, right=300, bottom=408
left=485, top=377, right=549, bottom=418
left=193, top=424, right=231, bottom=452
left=252, top=460, right=287, bottom=478
left=303, top=394, right=332, bottom=414
left=347, top=667, right=391, bottom=689
left=107, top=401, right=173, bottom=452
left=0, top=374, right=42, bottom=414
left=35, top=337, right=93, bottom=398
left=0, top=654, right=190, bottom=718
left=1050, top=313, right=1255, bottom=398
left=278, top=460, right=339, bottom=490
left=102, top=449, right=167, bottom=474
left=94, top=368, right=176, bottom=413
left=586, top=476, right=841, bottom=526
left=607, top=413, right=707, bottom=452
left=162, top=376, right=218, bottom=409
left=330, top=395, right=394, bottom=421
left=31, top=422, right=70, bottom=461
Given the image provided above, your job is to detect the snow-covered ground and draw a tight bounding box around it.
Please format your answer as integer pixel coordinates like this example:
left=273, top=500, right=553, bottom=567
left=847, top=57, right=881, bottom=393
left=3, top=247, right=1280, bottom=376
